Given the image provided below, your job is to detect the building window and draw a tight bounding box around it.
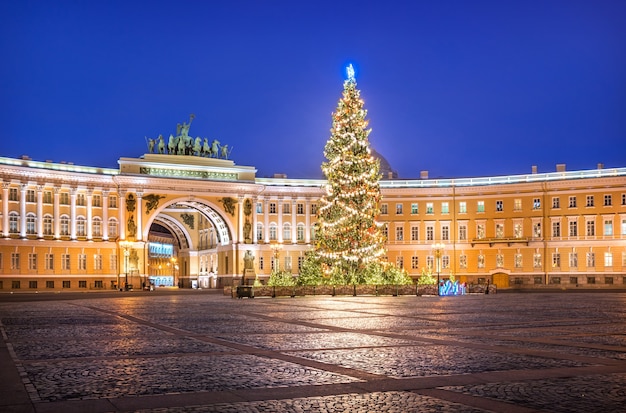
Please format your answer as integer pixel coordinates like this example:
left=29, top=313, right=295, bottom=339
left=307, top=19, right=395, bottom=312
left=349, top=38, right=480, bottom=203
left=586, top=195, right=594, bottom=207
left=256, top=202, right=263, bottom=213
left=11, top=253, right=20, bottom=270
left=442, top=225, right=449, bottom=241
left=550, top=277, right=561, bottom=285
left=552, top=221, right=561, bottom=237
left=569, top=253, right=578, bottom=268
left=296, top=203, right=304, bottom=215
left=586, top=252, right=595, bottom=267
left=9, top=212, right=19, bottom=233
left=515, top=254, right=522, bottom=268
left=60, top=192, right=69, bottom=205
left=459, top=224, right=467, bottom=241
left=26, top=213, right=36, bottom=234
left=533, top=222, right=541, bottom=238
left=411, top=203, right=418, bottom=214
left=63, top=280, right=70, bottom=288
left=552, top=197, right=560, bottom=209
left=256, top=223, right=264, bottom=241
left=442, top=255, right=450, bottom=269
left=109, top=196, right=117, bottom=208
left=311, top=203, right=318, bottom=215
left=282, top=223, right=291, bottom=241
left=426, top=225, right=434, bottom=241
left=622, top=219, right=626, bottom=236
left=28, top=253, right=37, bottom=270
left=380, top=204, right=388, bottom=215
left=534, top=276, right=543, bottom=285
left=44, top=215, right=53, bottom=235
left=495, top=223, right=504, bottom=238
left=426, top=203, right=433, bottom=214
left=552, top=253, right=561, bottom=268
left=569, top=221, right=577, bottom=237
left=12, top=281, right=21, bottom=289
left=76, top=193, right=85, bottom=206
left=79, top=280, right=87, bottom=288
left=396, top=226, right=403, bottom=241
left=28, top=281, right=37, bottom=289
left=93, top=217, right=102, bottom=237
left=93, top=195, right=101, bottom=207
left=94, top=280, right=103, bottom=289
left=26, top=189, right=35, bottom=203
left=459, top=255, right=467, bottom=269
left=622, top=193, right=626, bottom=206
left=457, top=201, right=467, bottom=214
left=60, top=216, right=70, bottom=236
left=496, top=254, right=504, bottom=267
left=108, top=218, right=118, bottom=238
left=411, top=256, right=419, bottom=269
left=569, top=196, right=577, bottom=208
left=62, top=254, right=70, bottom=270
left=533, top=198, right=541, bottom=209
left=396, top=203, right=403, bottom=215
left=411, top=226, right=419, bottom=241
left=477, top=201, right=484, bottom=213
left=605, top=277, right=613, bottom=285
left=477, top=224, right=485, bottom=239
left=586, top=220, right=595, bottom=236
left=496, top=200, right=503, bottom=212
left=297, top=224, right=305, bottom=241
left=43, top=191, right=52, bottom=204
left=9, top=188, right=18, bottom=201
left=604, top=194, right=612, bottom=206
left=46, top=281, right=54, bottom=289
left=110, top=254, right=117, bottom=271
left=77, top=217, right=86, bottom=237
left=511, top=199, right=521, bottom=211
left=45, top=253, right=54, bottom=270
left=284, top=256, right=292, bottom=272
left=604, top=219, right=613, bottom=236
left=269, top=203, right=276, bottom=214
left=269, top=223, right=277, bottom=240
left=441, top=202, right=449, bottom=214
left=426, top=256, right=434, bottom=269
left=396, top=256, right=404, bottom=269
left=477, top=255, right=485, bottom=268
left=604, top=252, right=613, bottom=267
left=259, top=256, right=264, bottom=270
left=94, top=254, right=102, bottom=271
left=587, top=276, right=596, bottom=285
left=382, top=225, right=388, bottom=240
left=533, top=253, right=542, bottom=268
left=282, top=203, right=290, bottom=214
left=570, top=276, right=578, bottom=285
left=514, top=223, right=522, bottom=238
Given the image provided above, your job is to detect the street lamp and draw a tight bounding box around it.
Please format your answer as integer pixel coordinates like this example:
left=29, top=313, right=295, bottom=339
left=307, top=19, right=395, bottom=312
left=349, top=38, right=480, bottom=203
left=432, top=243, right=445, bottom=296
left=120, top=241, right=132, bottom=291
left=271, top=243, right=283, bottom=272
left=171, top=257, right=178, bottom=287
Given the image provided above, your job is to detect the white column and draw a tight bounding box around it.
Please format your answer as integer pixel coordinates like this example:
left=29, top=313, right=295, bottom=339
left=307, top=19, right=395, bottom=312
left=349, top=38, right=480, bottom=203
left=252, top=197, right=258, bottom=244
left=36, top=185, right=44, bottom=238
left=136, top=192, right=143, bottom=241
left=53, top=187, right=60, bottom=239
left=102, top=190, right=109, bottom=240
left=277, top=198, right=283, bottom=243
left=19, top=184, right=27, bottom=238
left=291, top=199, right=297, bottom=244
left=305, top=198, right=311, bottom=244
left=264, top=198, right=269, bottom=243
left=86, top=189, right=93, bottom=240
left=2, top=183, right=9, bottom=237
left=119, top=190, right=126, bottom=240
left=237, top=196, right=244, bottom=244
left=70, top=188, right=77, bottom=240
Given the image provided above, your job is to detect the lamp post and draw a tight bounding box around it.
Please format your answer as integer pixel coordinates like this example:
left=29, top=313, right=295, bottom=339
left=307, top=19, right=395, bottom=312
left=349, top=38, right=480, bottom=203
left=432, top=243, right=445, bottom=296
left=120, top=241, right=131, bottom=291
left=171, top=257, right=178, bottom=287
left=271, top=244, right=283, bottom=272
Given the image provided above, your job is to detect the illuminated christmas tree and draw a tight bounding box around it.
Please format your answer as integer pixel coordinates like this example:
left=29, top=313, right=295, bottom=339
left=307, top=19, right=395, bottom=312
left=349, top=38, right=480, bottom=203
left=315, top=65, right=387, bottom=284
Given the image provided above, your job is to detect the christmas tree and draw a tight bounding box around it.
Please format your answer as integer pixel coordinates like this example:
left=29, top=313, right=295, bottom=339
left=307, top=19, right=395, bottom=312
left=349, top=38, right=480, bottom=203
left=315, top=65, right=387, bottom=284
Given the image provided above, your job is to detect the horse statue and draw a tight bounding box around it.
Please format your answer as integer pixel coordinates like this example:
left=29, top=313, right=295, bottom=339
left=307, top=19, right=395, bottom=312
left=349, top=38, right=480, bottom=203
left=220, top=144, right=231, bottom=159
left=167, top=135, right=177, bottom=154
left=147, top=137, right=155, bottom=153
left=193, top=137, right=202, bottom=156
left=177, top=134, right=187, bottom=155
left=211, top=139, right=220, bottom=158
left=202, top=138, right=211, bottom=157
left=157, top=135, right=165, bottom=154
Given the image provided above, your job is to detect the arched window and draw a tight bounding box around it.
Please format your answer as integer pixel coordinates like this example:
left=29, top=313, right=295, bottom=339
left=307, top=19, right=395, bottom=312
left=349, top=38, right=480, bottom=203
left=296, top=223, right=305, bottom=241
left=9, top=212, right=19, bottom=233
left=108, top=218, right=118, bottom=238
left=76, top=216, right=86, bottom=237
left=60, top=215, right=70, bottom=236
left=92, top=217, right=102, bottom=237
left=43, top=214, right=53, bottom=235
left=282, top=223, right=291, bottom=241
left=269, top=223, right=277, bottom=241
left=26, top=213, right=36, bottom=234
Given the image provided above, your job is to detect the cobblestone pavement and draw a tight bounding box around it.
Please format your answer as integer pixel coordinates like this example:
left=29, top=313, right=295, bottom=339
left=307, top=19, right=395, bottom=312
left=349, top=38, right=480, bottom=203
left=1, top=291, right=626, bottom=412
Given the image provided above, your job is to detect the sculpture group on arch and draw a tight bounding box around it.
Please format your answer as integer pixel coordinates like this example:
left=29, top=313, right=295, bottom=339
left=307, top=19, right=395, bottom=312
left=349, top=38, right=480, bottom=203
left=145, top=114, right=233, bottom=159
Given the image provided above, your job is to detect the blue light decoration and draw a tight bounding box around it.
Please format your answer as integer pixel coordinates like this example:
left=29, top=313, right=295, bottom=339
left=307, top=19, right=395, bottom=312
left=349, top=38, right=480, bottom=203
left=439, top=280, right=467, bottom=296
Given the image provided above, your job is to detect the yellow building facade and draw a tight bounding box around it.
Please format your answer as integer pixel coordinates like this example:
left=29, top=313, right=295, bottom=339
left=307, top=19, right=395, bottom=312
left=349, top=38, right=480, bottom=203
left=1, top=153, right=625, bottom=291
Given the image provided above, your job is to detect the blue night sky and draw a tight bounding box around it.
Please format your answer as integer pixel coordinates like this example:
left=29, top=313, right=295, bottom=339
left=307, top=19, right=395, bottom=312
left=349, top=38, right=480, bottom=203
left=2, top=1, right=625, bottom=179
